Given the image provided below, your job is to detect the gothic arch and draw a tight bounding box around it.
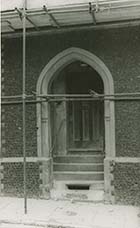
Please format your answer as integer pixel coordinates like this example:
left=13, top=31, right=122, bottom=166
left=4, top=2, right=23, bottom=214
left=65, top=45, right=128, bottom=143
left=37, top=47, right=115, bottom=160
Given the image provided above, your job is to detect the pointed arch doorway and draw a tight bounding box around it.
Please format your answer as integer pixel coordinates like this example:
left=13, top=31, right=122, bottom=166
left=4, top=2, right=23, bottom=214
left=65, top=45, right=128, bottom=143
left=50, top=61, right=104, bottom=154
left=37, top=48, right=115, bottom=201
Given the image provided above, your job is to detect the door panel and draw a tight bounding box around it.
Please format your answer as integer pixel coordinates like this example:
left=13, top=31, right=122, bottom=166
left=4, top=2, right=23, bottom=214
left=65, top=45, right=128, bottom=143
left=67, top=100, right=104, bottom=150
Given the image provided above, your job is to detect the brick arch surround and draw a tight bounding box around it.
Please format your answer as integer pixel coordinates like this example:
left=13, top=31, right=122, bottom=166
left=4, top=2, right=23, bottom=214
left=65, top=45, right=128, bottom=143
left=36, top=47, right=115, bottom=199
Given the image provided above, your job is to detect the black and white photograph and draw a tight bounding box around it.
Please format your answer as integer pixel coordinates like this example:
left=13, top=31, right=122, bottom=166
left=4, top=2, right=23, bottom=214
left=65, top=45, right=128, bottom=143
left=1, top=0, right=140, bottom=227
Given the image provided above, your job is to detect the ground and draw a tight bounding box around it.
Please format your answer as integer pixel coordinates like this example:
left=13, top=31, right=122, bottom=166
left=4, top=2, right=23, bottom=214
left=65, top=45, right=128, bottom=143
left=0, top=197, right=139, bottom=228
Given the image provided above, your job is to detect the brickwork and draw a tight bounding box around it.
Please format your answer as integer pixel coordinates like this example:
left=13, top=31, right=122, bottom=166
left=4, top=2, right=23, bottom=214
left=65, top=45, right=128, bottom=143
left=2, top=26, right=140, bottom=202
left=4, top=104, right=37, bottom=157
left=115, top=101, right=140, bottom=157
left=114, top=163, right=140, bottom=206
left=3, top=26, right=140, bottom=158
left=1, top=42, right=5, bottom=195
left=1, top=42, right=6, bottom=158
left=0, top=164, right=4, bottom=194
left=4, top=105, right=23, bottom=157
left=3, top=162, right=40, bottom=197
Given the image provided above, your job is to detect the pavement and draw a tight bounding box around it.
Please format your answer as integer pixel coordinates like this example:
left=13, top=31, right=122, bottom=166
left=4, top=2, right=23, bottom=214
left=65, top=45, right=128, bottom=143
left=0, top=197, right=139, bottom=228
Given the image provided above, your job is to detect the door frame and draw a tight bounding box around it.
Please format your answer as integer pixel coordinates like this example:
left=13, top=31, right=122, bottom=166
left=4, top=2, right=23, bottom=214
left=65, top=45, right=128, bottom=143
left=36, top=47, right=115, bottom=199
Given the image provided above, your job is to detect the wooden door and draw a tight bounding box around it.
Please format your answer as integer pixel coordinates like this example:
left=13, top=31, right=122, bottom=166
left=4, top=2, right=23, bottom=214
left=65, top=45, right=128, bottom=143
left=67, top=100, right=104, bottom=151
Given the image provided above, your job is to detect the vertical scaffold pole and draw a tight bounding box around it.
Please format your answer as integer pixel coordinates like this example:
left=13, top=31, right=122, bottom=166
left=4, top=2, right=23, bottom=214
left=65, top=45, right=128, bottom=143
left=22, top=0, right=27, bottom=214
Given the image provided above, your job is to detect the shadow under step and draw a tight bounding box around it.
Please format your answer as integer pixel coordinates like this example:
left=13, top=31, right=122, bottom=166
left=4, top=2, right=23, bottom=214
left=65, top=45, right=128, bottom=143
left=53, top=180, right=104, bottom=190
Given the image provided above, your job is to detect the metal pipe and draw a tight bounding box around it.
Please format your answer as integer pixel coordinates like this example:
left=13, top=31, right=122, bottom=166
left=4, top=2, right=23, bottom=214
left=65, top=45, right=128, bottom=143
left=43, top=5, right=60, bottom=28
left=89, top=2, right=96, bottom=25
left=1, top=100, right=43, bottom=105
left=22, top=0, right=27, bottom=214
left=5, top=20, right=15, bottom=31
left=15, top=7, right=39, bottom=30
left=1, top=94, right=34, bottom=99
left=26, top=16, right=39, bottom=30
left=2, top=92, right=140, bottom=100
left=36, top=92, right=140, bottom=98
left=46, top=97, right=140, bottom=101
left=2, top=1, right=140, bottom=18
left=2, top=92, right=140, bottom=103
left=45, top=0, right=140, bottom=10
left=100, top=4, right=140, bottom=12
left=1, top=95, right=23, bottom=99
left=1, top=97, right=140, bottom=105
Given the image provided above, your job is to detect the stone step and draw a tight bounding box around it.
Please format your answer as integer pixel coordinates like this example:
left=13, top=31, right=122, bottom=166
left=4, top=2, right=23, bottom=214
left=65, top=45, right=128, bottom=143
left=53, top=180, right=104, bottom=190
left=51, top=188, right=104, bottom=202
left=53, top=171, right=104, bottom=181
left=53, top=155, right=104, bottom=164
left=53, top=163, right=104, bottom=172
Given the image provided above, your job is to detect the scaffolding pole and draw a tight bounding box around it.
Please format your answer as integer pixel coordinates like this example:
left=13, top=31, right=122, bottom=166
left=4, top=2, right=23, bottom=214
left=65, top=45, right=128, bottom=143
left=22, top=0, right=27, bottom=214
left=1, top=96, right=140, bottom=106
left=2, top=92, right=140, bottom=100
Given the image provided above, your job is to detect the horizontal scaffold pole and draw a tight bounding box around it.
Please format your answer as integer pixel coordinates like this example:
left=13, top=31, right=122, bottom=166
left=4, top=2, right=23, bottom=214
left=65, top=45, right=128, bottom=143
left=1, top=97, right=140, bottom=105
left=1, top=92, right=140, bottom=100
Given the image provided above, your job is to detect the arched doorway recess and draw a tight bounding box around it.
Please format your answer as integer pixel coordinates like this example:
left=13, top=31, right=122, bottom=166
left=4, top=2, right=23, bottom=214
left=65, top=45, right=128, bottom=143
left=36, top=47, right=115, bottom=200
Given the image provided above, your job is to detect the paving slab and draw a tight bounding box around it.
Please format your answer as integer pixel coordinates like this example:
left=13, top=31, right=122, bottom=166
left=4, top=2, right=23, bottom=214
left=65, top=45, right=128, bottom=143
left=0, top=197, right=139, bottom=228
